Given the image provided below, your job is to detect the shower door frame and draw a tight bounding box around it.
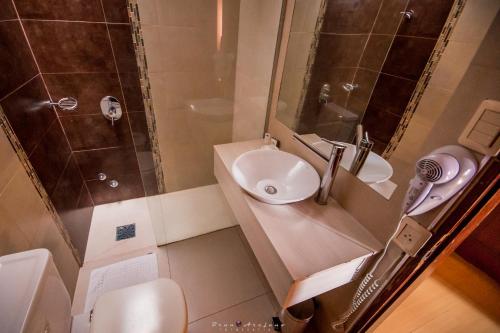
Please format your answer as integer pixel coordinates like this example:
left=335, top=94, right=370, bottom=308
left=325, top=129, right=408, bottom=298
left=127, top=0, right=166, bottom=194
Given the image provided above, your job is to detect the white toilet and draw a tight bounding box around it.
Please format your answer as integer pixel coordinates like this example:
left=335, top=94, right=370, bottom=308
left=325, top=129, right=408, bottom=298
left=0, top=249, right=187, bottom=333
left=90, top=279, right=187, bottom=333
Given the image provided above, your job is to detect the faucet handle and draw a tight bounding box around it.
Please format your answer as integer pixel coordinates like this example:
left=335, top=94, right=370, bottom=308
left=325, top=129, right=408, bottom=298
left=321, top=138, right=347, bottom=152
left=364, top=131, right=370, bottom=142
left=349, top=132, right=374, bottom=176
left=359, top=132, right=374, bottom=148
left=320, top=137, right=347, bottom=149
left=320, top=138, right=347, bottom=159
left=355, top=124, right=364, bottom=149
left=359, top=138, right=374, bottom=149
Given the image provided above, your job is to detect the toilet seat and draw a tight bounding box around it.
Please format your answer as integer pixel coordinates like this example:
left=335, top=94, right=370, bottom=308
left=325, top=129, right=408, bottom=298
left=90, top=278, right=187, bottom=333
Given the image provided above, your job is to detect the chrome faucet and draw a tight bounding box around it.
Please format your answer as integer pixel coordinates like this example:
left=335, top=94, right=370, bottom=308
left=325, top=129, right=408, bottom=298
left=316, top=139, right=346, bottom=204
left=293, top=134, right=346, bottom=205
left=349, top=125, right=374, bottom=176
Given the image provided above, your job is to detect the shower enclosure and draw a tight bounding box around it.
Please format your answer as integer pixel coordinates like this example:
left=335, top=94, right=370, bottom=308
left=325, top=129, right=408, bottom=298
left=0, top=0, right=283, bottom=262
left=134, top=0, right=284, bottom=245
left=0, top=0, right=160, bottom=262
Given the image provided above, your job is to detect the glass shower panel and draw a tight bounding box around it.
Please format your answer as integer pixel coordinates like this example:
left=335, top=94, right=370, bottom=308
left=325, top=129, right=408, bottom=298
left=136, top=0, right=283, bottom=245
left=138, top=0, right=239, bottom=192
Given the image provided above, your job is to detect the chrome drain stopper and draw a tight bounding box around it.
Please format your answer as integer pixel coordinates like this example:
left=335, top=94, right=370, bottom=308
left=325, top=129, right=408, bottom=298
left=264, top=185, right=278, bottom=195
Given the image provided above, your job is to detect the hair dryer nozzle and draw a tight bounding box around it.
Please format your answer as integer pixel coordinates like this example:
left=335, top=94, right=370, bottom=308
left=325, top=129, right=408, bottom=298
left=416, top=153, right=459, bottom=184
left=403, top=146, right=477, bottom=216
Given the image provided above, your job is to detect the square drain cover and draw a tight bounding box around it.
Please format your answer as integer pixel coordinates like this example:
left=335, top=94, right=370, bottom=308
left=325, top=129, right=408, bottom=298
left=116, top=223, right=136, bottom=241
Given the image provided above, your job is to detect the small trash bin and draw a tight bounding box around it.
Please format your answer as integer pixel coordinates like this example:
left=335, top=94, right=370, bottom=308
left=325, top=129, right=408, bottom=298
left=279, top=299, right=315, bottom=333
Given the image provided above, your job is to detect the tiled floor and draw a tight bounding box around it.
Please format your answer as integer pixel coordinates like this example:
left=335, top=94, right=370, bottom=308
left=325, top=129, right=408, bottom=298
left=76, top=194, right=318, bottom=332
left=72, top=191, right=324, bottom=333
left=79, top=193, right=280, bottom=330
left=159, top=226, right=281, bottom=331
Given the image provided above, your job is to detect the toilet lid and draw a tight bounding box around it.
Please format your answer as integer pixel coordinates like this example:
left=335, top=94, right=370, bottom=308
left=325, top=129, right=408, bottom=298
left=90, top=278, right=187, bottom=333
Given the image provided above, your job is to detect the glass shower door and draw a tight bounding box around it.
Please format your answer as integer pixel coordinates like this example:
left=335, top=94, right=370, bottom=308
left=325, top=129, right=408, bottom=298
left=134, top=0, right=284, bottom=245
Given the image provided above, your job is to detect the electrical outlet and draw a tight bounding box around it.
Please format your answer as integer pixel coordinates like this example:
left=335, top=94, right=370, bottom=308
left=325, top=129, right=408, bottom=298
left=394, top=216, right=432, bottom=257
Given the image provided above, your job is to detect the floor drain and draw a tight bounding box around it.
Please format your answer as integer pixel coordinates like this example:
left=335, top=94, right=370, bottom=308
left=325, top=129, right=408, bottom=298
left=116, top=223, right=136, bottom=241
left=265, top=185, right=278, bottom=195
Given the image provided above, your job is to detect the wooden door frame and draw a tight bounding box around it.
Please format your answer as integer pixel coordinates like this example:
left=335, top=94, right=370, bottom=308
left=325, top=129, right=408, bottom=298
left=349, top=156, right=499, bottom=333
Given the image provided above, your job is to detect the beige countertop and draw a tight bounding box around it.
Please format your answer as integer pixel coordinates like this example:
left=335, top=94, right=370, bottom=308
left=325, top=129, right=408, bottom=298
left=214, top=139, right=382, bottom=306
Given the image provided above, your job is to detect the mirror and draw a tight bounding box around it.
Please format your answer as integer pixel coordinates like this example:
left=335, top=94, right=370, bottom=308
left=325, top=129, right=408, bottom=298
left=294, top=133, right=393, bottom=183
left=275, top=0, right=458, bottom=198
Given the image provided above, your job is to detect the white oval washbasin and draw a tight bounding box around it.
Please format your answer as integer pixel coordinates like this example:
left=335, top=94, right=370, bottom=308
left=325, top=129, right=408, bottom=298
left=232, top=149, right=320, bottom=204
left=313, top=141, right=393, bottom=184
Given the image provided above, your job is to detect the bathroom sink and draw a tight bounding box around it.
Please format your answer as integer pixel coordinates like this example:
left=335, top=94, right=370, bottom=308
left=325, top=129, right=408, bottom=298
left=313, top=141, right=393, bottom=184
left=231, top=149, right=320, bottom=204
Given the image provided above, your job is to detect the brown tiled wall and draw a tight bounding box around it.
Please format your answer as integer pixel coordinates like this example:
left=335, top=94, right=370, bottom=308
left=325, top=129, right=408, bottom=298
left=364, top=0, right=454, bottom=153
left=300, top=0, right=453, bottom=153
left=0, top=0, right=157, bottom=260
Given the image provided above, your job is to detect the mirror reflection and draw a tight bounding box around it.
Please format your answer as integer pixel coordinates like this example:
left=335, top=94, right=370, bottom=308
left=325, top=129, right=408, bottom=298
left=295, top=133, right=393, bottom=185
left=276, top=0, right=455, bottom=194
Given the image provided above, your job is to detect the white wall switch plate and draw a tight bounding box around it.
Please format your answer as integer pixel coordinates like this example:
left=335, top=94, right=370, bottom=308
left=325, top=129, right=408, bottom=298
left=459, top=99, right=500, bottom=156
left=394, top=216, right=432, bottom=257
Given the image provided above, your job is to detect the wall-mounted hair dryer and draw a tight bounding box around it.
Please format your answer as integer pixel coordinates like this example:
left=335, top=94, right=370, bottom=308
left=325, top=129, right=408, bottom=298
left=402, top=145, right=478, bottom=216
left=332, top=145, right=478, bottom=331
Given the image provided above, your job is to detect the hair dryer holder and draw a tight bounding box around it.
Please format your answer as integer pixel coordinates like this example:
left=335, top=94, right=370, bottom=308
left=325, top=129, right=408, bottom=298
left=407, top=145, right=477, bottom=216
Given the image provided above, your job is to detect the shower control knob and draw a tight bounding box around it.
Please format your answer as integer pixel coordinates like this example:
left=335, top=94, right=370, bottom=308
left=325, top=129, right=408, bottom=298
left=400, top=10, right=414, bottom=20
left=101, top=96, right=122, bottom=126
left=108, top=179, right=119, bottom=188
left=318, top=83, right=331, bottom=104
left=342, top=83, right=359, bottom=92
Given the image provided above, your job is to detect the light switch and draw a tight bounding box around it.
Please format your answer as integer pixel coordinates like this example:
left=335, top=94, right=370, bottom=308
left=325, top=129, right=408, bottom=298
left=459, top=100, right=500, bottom=156
left=474, top=120, right=497, bottom=137
left=481, top=109, right=500, bottom=125
left=469, top=129, right=494, bottom=146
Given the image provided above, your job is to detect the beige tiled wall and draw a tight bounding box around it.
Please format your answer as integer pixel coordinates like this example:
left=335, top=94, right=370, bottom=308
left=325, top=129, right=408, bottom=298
left=269, top=1, right=499, bottom=331
left=270, top=0, right=499, bottom=250
left=138, top=0, right=282, bottom=192
left=232, top=0, right=283, bottom=141
left=0, top=130, right=79, bottom=296
left=390, top=0, right=500, bottom=168
left=139, top=0, right=238, bottom=192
